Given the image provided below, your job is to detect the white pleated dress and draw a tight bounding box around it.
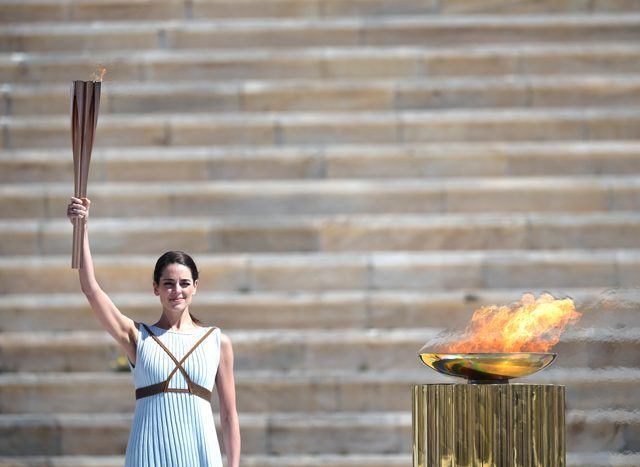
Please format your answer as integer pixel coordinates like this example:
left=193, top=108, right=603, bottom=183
left=125, top=323, right=223, bottom=467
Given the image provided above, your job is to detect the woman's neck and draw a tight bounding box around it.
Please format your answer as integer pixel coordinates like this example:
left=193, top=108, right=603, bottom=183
left=154, top=311, right=198, bottom=332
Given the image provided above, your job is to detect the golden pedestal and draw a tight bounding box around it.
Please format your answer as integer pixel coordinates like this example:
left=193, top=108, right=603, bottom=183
left=413, top=384, right=565, bottom=467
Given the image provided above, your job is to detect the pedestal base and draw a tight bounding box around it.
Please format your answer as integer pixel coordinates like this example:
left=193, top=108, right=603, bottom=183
left=413, top=384, right=565, bottom=467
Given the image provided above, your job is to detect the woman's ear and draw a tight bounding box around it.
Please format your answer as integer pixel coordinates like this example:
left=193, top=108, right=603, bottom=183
left=153, top=282, right=159, bottom=296
left=193, top=279, right=198, bottom=295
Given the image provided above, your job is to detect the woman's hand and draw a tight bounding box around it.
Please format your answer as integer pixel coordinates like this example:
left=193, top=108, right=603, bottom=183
left=67, top=197, right=90, bottom=224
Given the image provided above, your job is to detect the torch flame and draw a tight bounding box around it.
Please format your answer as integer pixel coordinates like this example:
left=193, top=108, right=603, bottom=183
left=442, top=293, right=581, bottom=353
left=90, top=66, right=107, bottom=82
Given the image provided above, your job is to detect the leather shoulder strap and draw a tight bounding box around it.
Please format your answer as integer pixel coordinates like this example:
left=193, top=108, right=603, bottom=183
left=142, top=324, right=216, bottom=391
left=135, top=325, right=218, bottom=402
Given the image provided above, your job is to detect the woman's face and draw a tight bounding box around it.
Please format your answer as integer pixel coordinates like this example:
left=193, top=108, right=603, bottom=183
left=153, top=263, right=198, bottom=315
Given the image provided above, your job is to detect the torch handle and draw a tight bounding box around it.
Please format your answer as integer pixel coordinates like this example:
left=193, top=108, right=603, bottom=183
left=71, top=217, right=84, bottom=269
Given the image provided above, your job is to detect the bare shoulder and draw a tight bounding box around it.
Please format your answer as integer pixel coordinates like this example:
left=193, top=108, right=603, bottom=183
left=217, top=332, right=235, bottom=379
left=219, top=332, right=233, bottom=350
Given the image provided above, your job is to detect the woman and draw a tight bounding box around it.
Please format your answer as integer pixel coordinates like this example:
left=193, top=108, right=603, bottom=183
left=67, top=196, right=241, bottom=467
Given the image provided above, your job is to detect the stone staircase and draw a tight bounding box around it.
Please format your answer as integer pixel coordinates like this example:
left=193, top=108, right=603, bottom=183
left=2, top=0, right=640, bottom=465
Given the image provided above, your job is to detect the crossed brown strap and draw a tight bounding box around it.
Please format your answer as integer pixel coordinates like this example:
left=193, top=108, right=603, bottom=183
left=135, top=324, right=216, bottom=402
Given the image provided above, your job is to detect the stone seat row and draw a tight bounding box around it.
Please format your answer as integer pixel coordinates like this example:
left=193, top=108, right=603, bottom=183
left=3, top=141, right=640, bottom=182
left=3, top=108, right=640, bottom=149
left=3, top=142, right=639, bottom=182
left=2, top=0, right=638, bottom=24
left=0, top=249, right=639, bottom=293
left=0, top=454, right=412, bottom=467
left=2, top=212, right=640, bottom=256
left=1, top=327, right=638, bottom=372
left=0, top=455, right=409, bottom=467
left=2, top=287, right=634, bottom=332
left=1, top=366, right=639, bottom=413
left=0, top=408, right=637, bottom=456
left=4, top=43, right=640, bottom=83
left=4, top=76, right=640, bottom=116
left=3, top=14, right=640, bottom=53
left=3, top=176, right=640, bottom=219
left=2, top=453, right=640, bottom=467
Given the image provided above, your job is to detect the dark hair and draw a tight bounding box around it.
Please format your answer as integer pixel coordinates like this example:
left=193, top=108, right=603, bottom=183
left=153, top=251, right=203, bottom=325
left=154, top=251, right=199, bottom=284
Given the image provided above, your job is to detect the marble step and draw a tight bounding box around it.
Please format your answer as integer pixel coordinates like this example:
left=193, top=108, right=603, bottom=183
left=1, top=248, right=639, bottom=293
left=0, top=409, right=638, bottom=455
left=0, top=455, right=408, bottom=467
left=5, top=76, right=640, bottom=116
left=0, top=0, right=438, bottom=23
left=3, top=43, right=640, bottom=83
left=3, top=213, right=640, bottom=256
left=3, top=0, right=639, bottom=24
left=0, top=455, right=410, bottom=467
left=1, top=453, right=640, bottom=467
left=0, top=411, right=410, bottom=456
left=4, top=15, right=640, bottom=53
left=3, top=142, right=640, bottom=183
left=1, top=367, right=639, bottom=414
left=1, top=327, right=638, bottom=373
left=3, top=108, right=640, bottom=150
left=0, top=287, right=637, bottom=333
left=3, top=176, right=640, bottom=220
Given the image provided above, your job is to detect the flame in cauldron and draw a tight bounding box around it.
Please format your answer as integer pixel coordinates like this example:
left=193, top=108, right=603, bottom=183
left=440, top=292, right=581, bottom=353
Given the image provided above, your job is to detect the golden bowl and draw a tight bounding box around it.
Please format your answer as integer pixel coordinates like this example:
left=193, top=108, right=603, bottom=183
left=419, top=352, right=557, bottom=383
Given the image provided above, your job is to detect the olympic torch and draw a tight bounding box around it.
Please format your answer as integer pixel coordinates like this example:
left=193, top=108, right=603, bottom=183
left=70, top=72, right=103, bottom=269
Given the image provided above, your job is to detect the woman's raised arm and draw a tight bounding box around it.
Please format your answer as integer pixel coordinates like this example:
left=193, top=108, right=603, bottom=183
left=67, top=197, right=138, bottom=363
